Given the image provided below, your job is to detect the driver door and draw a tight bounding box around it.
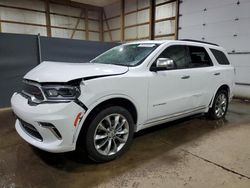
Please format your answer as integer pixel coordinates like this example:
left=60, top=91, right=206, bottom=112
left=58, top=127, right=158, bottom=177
left=147, top=45, right=195, bottom=122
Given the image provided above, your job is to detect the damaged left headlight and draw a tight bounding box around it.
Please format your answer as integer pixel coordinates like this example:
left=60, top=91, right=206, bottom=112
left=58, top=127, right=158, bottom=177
left=42, top=85, right=80, bottom=101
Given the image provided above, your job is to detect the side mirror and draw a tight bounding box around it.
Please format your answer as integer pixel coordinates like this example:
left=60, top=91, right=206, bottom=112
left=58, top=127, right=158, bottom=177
left=151, top=58, right=175, bottom=71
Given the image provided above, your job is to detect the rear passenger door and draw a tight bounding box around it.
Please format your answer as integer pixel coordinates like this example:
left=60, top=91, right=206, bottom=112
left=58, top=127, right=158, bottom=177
left=185, top=45, right=215, bottom=108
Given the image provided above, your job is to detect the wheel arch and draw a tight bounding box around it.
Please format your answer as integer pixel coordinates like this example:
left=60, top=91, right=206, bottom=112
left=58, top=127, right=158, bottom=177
left=75, top=96, right=138, bottom=147
left=209, top=84, right=230, bottom=108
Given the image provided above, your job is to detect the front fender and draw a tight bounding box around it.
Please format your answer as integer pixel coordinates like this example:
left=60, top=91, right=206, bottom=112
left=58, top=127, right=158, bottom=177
left=72, top=94, right=141, bottom=145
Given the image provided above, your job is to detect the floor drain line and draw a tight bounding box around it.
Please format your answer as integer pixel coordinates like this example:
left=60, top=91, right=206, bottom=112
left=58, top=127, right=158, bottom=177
left=158, top=138, right=250, bottom=180
left=183, top=150, right=250, bottom=180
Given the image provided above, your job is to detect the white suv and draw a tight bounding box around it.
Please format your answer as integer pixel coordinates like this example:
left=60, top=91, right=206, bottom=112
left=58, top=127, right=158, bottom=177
left=11, top=40, right=234, bottom=162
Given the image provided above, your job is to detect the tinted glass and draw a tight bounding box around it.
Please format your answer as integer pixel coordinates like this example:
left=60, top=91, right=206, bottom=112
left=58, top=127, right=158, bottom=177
left=210, top=49, right=230, bottom=65
left=187, top=46, right=213, bottom=68
left=91, top=43, right=159, bottom=67
left=158, top=45, right=188, bottom=69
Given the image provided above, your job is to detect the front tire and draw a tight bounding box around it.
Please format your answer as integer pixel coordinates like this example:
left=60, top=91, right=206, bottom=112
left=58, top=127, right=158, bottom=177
left=85, top=106, right=134, bottom=162
left=208, top=89, right=229, bottom=120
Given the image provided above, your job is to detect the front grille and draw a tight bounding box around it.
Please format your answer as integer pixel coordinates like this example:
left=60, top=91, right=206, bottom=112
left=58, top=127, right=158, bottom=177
left=22, top=82, right=44, bottom=100
left=18, top=118, right=43, bottom=141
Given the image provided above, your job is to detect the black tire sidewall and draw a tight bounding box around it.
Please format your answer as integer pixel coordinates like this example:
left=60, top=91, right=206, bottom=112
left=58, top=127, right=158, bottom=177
left=85, top=106, right=134, bottom=162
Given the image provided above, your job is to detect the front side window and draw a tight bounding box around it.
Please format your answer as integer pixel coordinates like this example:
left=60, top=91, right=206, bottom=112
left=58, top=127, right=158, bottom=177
left=187, top=46, right=213, bottom=68
left=91, top=43, right=159, bottom=67
left=210, top=49, right=230, bottom=65
left=157, top=45, right=188, bottom=69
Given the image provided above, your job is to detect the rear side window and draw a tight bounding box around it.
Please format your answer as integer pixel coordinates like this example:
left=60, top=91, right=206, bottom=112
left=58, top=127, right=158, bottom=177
left=187, top=46, right=213, bottom=68
left=210, top=49, right=230, bottom=65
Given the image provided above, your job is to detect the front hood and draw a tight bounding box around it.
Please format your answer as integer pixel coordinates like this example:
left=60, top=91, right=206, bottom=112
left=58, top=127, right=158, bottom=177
left=24, top=61, right=129, bottom=83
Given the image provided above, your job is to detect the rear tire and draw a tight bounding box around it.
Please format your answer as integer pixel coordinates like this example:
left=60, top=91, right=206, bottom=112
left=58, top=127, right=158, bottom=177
left=82, top=106, right=134, bottom=162
left=207, top=89, right=229, bottom=120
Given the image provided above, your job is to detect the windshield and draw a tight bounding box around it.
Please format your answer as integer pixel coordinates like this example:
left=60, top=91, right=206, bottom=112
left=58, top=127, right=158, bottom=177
left=91, top=43, right=159, bottom=67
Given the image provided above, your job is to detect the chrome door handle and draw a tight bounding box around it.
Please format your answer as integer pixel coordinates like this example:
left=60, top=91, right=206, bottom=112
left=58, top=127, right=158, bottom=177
left=214, top=72, right=221, bottom=76
left=181, top=75, right=190, bottom=79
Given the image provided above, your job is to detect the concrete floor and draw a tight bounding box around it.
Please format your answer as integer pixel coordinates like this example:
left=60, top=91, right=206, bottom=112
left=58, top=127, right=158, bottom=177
left=0, top=100, right=250, bottom=188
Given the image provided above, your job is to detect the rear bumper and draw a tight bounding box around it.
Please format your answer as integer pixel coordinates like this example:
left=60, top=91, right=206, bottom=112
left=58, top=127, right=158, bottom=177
left=11, top=92, right=86, bottom=153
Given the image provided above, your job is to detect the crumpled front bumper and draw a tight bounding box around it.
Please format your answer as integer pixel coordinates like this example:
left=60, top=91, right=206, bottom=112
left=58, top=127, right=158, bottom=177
left=11, top=92, right=86, bottom=153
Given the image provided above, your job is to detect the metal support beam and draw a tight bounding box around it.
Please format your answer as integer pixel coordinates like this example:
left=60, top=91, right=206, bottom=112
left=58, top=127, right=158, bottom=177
left=84, top=8, right=89, bottom=40
left=99, top=8, right=104, bottom=41
left=0, top=15, right=2, bottom=32
left=45, top=0, right=51, bottom=37
left=175, top=0, right=180, bottom=39
left=103, top=10, right=112, bottom=41
left=71, top=9, right=84, bottom=39
left=120, top=0, right=125, bottom=42
left=149, top=0, right=155, bottom=40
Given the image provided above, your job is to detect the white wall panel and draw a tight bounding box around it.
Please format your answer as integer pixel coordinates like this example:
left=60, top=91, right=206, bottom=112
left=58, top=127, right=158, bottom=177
left=51, top=15, right=78, bottom=28
left=50, top=4, right=81, bottom=17
left=103, top=22, right=108, bottom=31
left=234, top=85, right=250, bottom=99
left=179, top=0, right=250, bottom=98
left=0, top=7, right=46, bottom=25
left=103, top=1, right=120, bottom=41
left=179, top=0, right=235, bottom=15
left=229, top=55, right=250, bottom=82
left=0, top=0, right=101, bottom=40
left=204, top=4, right=237, bottom=23
left=155, top=20, right=175, bottom=35
left=125, top=27, right=137, bottom=39
left=107, top=17, right=120, bottom=29
left=125, top=13, right=137, bottom=26
left=137, top=9, right=149, bottom=23
left=104, top=30, right=120, bottom=42
left=125, top=0, right=137, bottom=13
left=0, top=0, right=45, bottom=11
left=88, top=20, right=99, bottom=31
left=103, top=0, right=175, bottom=42
left=89, top=32, right=99, bottom=41
left=155, top=2, right=176, bottom=20
left=72, top=31, right=86, bottom=40
left=88, top=10, right=99, bottom=19
left=111, top=30, right=121, bottom=41
left=104, top=32, right=111, bottom=41
left=138, top=0, right=149, bottom=9
left=52, top=28, right=72, bottom=38
left=156, top=35, right=175, bottom=40
left=2, top=23, right=47, bottom=36
left=156, top=0, right=173, bottom=5
left=104, top=1, right=120, bottom=18
left=179, top=12, right=206, bottom=28
left=138, top=25, right=149, bottom=38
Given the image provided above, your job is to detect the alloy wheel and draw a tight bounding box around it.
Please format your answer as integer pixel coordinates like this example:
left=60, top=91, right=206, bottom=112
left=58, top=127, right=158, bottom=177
left=94, top=114, right=129, bottom=156
left=214, top=93, right=227, bottom=118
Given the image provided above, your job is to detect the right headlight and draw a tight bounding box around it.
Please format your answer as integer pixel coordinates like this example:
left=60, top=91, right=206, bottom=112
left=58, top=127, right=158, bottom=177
left=42, top=85, right=80, bottom=101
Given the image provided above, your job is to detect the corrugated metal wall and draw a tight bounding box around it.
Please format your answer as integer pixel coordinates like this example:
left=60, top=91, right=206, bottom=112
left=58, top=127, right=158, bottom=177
left=179, top=0, right=250, bottom=98
left=0, top=33, right=118, bottom=108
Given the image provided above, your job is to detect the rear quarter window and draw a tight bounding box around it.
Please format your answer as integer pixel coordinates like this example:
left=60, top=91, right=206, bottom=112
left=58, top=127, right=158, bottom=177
left=210, top=49, right=230, bottom=65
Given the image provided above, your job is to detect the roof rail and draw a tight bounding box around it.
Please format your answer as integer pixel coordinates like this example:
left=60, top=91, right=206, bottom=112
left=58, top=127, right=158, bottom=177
left=179, top=39, right=219, bottom=46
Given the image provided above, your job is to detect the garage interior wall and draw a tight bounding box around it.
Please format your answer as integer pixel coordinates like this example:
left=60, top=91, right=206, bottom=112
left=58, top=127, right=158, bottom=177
left=0, top=0, right=179, bottom=42
left=0, top=0, right=102, bottom=41
left=178, top=0, right=250, bottom=98
left=103, top=0, right=178, bottom=42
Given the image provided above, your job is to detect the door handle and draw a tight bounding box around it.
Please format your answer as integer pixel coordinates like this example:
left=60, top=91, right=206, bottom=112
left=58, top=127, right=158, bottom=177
left=181, top=75, right=190, bottom=79
left=214, top=72, right=221, bottom=76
